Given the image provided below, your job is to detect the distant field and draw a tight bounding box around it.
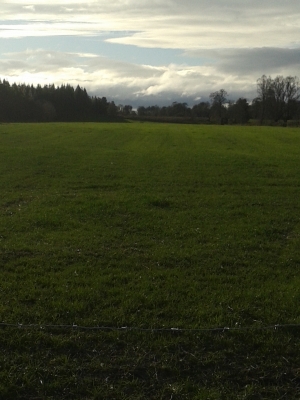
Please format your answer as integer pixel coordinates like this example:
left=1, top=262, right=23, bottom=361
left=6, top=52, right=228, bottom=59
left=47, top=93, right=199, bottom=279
left=1, top=122, right=300, bottom=398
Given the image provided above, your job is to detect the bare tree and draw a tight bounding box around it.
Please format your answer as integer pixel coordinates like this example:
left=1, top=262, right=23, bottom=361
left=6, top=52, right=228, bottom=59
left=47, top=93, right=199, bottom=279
left=272, top=76, right=285, bottom=120
left=283, top=76, right=300, bottom=120
left=256, top=75, right=274, bottom=123
left=257, top=75, right=300, bottom=122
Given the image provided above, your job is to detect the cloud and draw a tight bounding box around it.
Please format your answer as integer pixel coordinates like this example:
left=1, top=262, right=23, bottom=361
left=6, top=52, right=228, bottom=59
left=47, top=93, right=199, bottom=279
left=184, top=47, right=300, bottom=76
left=22, top=5, right=35, bottom=12
left=0, top=49, right=258, bottom=106
left=0, top=22, right=108, bottom=38
left=1, top=1, right=300, bottom=50
left=1, top=1, right=300, bottom=105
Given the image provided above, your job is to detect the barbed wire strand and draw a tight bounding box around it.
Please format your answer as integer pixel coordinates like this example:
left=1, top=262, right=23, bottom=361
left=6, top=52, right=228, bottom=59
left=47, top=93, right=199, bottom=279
left=0, top=322, right=299, bottom=332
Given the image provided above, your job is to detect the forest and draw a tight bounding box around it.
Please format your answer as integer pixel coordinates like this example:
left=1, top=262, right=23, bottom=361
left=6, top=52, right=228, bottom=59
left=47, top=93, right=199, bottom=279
left=0, top=75, right=300, bottom=125
left=0, top=80, right=119, bottom=122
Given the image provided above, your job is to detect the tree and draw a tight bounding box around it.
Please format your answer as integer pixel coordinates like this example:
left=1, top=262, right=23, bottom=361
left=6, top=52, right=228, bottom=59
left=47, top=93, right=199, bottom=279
left=137, top=106, right=146, bottom=117
left=282, top=76, right=300, bottom=120
left=209, top=89, right=228, bottom=123
left=169, top=102, right=189, bottom=117
left=74, top=85, right=91, bottom=120
left=256, top=75, right=274, bottom=123
left=192, top=102, right=210, bottom=119
left=107, top=101, right=118, bottom=117
left=227, top=98, right=249, bottom=124
left=123, top=105, right=133, bottom=116
left=271, top=76, right=286, bottom=120
left=256, top=75, right=300, bottom=122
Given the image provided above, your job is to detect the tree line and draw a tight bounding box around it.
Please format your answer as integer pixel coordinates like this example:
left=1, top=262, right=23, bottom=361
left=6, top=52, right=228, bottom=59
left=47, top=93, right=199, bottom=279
left=137, top=76, right=300, bottom=125
left=0, top=80, right=120, bottom=122
left=1, top=75, right=300, bottom=124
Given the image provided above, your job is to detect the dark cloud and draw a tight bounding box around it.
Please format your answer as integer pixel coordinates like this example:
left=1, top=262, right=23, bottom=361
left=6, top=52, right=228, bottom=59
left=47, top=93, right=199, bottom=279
left=226, top=48, right=300, bottom=74
left=185, top=48, right=300, bottom=75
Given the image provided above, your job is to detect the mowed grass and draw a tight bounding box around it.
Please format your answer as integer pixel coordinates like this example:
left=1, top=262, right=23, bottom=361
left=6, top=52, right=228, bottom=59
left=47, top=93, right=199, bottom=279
left=1, top=122, right=300, bottom=398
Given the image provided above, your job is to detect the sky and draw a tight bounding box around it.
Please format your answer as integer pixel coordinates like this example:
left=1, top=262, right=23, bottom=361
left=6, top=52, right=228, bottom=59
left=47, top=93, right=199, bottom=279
left=1, top=0, right=300, bottom=107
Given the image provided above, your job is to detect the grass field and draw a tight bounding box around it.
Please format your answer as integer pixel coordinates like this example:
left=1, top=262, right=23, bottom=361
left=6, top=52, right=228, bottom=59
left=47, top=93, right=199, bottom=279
left=1, top=122, right=300, bottom=398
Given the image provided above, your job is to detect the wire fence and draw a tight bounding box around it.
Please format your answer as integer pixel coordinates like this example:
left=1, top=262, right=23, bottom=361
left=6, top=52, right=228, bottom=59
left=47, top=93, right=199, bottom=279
left=1, top=322, right=300, bottom=333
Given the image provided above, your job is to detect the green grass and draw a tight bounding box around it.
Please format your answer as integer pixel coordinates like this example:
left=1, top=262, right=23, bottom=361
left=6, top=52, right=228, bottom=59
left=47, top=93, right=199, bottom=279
left=1, top=122, right=300, bottom=398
